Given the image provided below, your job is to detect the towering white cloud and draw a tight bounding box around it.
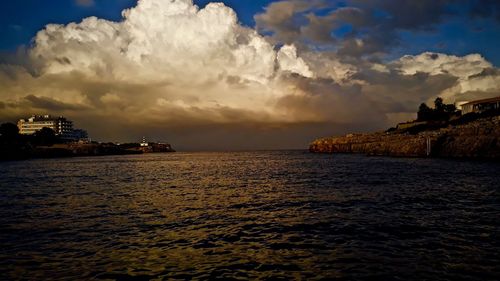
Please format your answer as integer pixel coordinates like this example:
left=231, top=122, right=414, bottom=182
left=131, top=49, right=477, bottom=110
left=33, top=0, right=278, bottom=84
left=24, top=0, right=319, bottom=115
left=277, top=45, right=313, bottom=78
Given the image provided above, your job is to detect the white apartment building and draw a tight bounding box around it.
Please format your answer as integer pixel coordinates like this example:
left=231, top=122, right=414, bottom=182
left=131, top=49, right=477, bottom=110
left=460, top=96, right=500, bottom=115
left=17, top=115, right=75, bottom=139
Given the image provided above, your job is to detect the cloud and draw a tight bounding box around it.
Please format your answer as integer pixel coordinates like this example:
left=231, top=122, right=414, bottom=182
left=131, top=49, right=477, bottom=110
left=75, top=0, right=95, bottom=7
left=0, top=0, right=316, bottom=146
left=255, top=0, right=326, bottom=44
left=393, top=52, right=500, bottom=103
left=1, top=0, right=499, bottom=149
left=469, top=0, right=500, bottom=22
left=277, top=45, right=313, bottom=78
left=24, top=95, right=89, bottom=111
left=395, top=52, right=492, bottom=78
left=28, top=0, right=283, bottom=116
left=255, top=0, right=500, bottom=57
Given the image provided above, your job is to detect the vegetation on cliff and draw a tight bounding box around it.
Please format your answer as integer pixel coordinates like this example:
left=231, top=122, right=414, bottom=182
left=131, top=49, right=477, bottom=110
left=417, top=97, right=457, bottom=122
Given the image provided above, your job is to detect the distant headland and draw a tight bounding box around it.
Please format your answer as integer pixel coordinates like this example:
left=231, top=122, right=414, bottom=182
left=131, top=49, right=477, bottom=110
left=0, top=115, right=175, bottom=161
left=310, top=96, right=500, bottom=159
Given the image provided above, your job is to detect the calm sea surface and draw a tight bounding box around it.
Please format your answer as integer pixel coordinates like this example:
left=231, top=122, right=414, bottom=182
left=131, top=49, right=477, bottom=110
left=0, top=151, right=499, bottom=280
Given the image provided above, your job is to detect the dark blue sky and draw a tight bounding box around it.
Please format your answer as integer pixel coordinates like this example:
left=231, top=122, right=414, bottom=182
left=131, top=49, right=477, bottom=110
left=0, top=0, right=272, bottom=49
left=1, top=0, right=500, bottom=65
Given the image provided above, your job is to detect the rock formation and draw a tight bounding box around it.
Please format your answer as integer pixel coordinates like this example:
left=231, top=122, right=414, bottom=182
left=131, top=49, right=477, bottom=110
left=309, top=116, right=500, bottom=159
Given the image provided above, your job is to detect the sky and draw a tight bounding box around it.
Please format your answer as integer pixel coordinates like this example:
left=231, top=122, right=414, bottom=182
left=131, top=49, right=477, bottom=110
left=1, top=0, right=500, bottom=150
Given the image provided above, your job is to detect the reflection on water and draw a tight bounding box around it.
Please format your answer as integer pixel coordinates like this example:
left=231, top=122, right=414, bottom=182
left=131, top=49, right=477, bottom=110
left=0, top=151, right=499, bottom=280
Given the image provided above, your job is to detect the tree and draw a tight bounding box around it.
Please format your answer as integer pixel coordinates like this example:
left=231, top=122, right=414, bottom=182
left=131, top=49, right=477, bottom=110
left=434, top=97, right=445, bottom=112
left=433, top=97, right=458, bottom=120
left=417, top=98, right=457, bottom=121
left=0, top=123, right=19, bottom=141
left=34, top=127, right=58, bottom=146
left=417, top=103, right=433, bottom=121
left=444, top=103, right=456, bottom=113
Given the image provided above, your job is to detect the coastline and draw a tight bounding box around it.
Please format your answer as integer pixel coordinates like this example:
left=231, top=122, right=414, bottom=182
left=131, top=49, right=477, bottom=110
left=309, top=116, right=500, bottom=160
left=0, top=142, right=175, bottom=161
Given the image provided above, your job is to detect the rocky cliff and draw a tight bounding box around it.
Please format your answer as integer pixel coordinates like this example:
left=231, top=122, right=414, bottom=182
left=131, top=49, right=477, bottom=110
left=309, top=116, right=500, bottom=159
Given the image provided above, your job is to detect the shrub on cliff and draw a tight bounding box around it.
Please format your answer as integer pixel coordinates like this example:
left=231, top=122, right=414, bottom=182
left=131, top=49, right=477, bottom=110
left=0, top=123, right=20, bottom=143
left=32, top=127, right=59, bottom=146
left=0, top=122, right=33, bottom=160
left=417, top=97, right=457, bottom=121
left=417, top=103, right=433, bottom=121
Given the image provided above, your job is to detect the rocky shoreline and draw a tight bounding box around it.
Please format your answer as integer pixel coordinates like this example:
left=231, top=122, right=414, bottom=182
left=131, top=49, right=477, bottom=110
left=309, top=116, right=500, bottom=159
left=0, top=142, right=175, bottom=161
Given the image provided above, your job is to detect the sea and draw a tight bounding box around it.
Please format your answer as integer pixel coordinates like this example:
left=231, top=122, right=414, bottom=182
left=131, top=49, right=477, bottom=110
left=0, top=151, right=499, bottom=280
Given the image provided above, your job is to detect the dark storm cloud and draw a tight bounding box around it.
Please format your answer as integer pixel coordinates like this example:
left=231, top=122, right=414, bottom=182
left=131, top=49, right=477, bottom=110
left=256, top=0, right=497, bottom=57
left=254, top=0, right=327, bottom=44
left=274, top=73, right=385, bottom=127
left=355, top=71, right=459, bottom=112
left=275, top=69, right=458, bottom=127
left=469, top=0, right=500, bottom=22
left=355, top=0, right=454, bottom=30
left=75, top=0, right=95, bottom=7
left=24, top=95, right=89, bottom=111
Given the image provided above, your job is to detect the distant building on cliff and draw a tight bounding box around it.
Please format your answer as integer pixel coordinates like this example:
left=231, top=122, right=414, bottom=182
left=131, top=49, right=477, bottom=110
left=73, top=129, right=89, bottom=142
left=460, top=96, right=500, bottom=115
left=137, top=137, right=173, bottom=153
left=18, top=115, right=74, bottom=139
left=17, top=115, right=88, bottom=141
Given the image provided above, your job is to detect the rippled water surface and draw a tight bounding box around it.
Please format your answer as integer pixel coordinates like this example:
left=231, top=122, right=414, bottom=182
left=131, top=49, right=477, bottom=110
left=1, top=151, right=499, bottom=280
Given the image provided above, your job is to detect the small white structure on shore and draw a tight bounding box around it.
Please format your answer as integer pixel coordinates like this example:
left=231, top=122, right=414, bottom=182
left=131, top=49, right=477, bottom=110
left=140, top=137, right=149, bottom=147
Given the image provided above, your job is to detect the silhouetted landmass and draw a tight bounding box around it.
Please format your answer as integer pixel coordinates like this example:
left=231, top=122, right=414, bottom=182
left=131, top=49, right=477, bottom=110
left=310, top=100, right=500, bottom=159
left=0, top=123, right=174, bottom=161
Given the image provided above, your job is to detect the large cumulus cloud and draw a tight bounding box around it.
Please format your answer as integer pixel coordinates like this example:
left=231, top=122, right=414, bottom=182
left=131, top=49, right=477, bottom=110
left=1, top=0, right=499, bottom=149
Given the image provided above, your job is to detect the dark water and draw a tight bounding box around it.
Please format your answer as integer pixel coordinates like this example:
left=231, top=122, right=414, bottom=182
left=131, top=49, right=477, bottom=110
left=1, top=151, right=499, bottom=280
